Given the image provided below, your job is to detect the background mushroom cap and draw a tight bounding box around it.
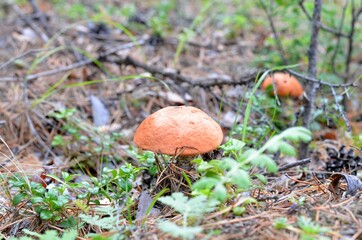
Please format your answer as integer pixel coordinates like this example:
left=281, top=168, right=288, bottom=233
left=261, top=72, right=304, bottom=98
left=133, top=106, right=223, bottom=156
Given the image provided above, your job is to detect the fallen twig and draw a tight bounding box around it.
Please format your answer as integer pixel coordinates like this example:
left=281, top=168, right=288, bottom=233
left=0, top=39, right=147, bottom=82
left=0, top=48, right=51, bottom=71
left=278, top=158, right=311, bottom=171
left=112, top=55, right=259, bottom=87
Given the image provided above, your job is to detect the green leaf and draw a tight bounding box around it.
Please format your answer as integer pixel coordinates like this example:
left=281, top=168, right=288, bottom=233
left=241, top=148, right=259, bottom=161
left=253, top=173, right=267, bottom=184
left=220, top=138, right=246, bottom=155
left=9, top=178, right=26, bottom=188
left=220, top=157, right=239, bottom=170
left=30, top=196, right=45, bottom=204
left=51, top=135, right=65, bottom=147
left=40, top=209, right=54, bottom=220
left=20, top=229, right=78, bottom=240
left=278, top=142, right=296, bottom=156
left=192, top=177, right=219, bottom=192
left=297, top=216, right=330, bottom=235
left=195, top=160, right=215, bottom=172
left=61, top=216, right=77, bottom=229
left=89, top=187, right=100, bottom=194
left=282, top=127, right=312, bottom=142
left=13, top=193, right=27, bottom=206
left=60, top=229, right=78, bottom=240
left=250, top=154, right=278, bottom=173
left=228, top=169, right=251, bottom=189
left=265, top=157, right=278, bottom=173
left=158, top=192, right=218, bottom=217
left=273, top=217, right=289, bottom=230
left=158, top=221, right=203, bottom=239
left=53, top=195, right=69, bottom=208
left=213, top=183, right=229, bottom=202
left=233, top=206, right=246, bottom=216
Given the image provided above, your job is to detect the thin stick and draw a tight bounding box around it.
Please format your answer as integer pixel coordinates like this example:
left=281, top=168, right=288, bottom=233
left=0, top=48, right=51, bottom=71
left=0, top=39, right=146, bottom=82
left=278, top=158, right=311, bottom=171
left=287, top=69, right=358, bottom=88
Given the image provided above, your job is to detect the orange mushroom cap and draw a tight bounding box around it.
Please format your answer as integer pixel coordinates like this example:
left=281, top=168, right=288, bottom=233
left=133, top=106, right=223, bottom=156
left=261, top=72, right=304, bottom=98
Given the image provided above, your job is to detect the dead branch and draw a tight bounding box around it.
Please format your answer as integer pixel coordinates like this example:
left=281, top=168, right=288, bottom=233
left=113, top=55, right=358, bottom=90
left=287, top=70, right=358, bottom=88
left=0, top=48, right=51, bottom=71
left=278, top=158, right=311, bottom=172
left=0, top=39, right=147, bottom=82
left=110, top=55, right=260, bottom=87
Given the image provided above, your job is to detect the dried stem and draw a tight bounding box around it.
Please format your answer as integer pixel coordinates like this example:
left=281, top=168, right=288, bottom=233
left=278, top=158, right=311, bottom=171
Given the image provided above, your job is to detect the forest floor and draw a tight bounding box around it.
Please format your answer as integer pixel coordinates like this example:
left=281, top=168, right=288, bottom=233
left=0, top=1, right=362, bottom=239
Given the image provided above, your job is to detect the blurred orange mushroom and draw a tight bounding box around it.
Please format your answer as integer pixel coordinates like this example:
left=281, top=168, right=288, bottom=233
left=261, top=72, right=304, bottom=98
left=133, top=106, right=223, bottom=156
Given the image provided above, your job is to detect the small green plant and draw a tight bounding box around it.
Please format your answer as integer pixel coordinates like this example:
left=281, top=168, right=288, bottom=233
left=290, top=196, right=306, bottom=207
left=80, top=206, right=129, bottom=239
left=273, top=216, right=330, bottom=240
left=7, top=163, right=140, bottom=226
left=77, top=164, right=141, bottom=203
left=50, top=108, right=79, bottom=148
left=10, top=229, right=78, bottom=240
left=149, top=1, right=176, bottom=37
left=298, top=216, right=330, bottom=240
left=192, top=127, right=311, bottom=202
left=273, top=217, right=289, bottom=230
left=9, top=172, right=76, bottom=223
left=158, top=192, right=219, bottom=240
left=64, top=3, right=89, bottom=20
left=50, top=108, right=124, bottom=166
left=127, top=148, right=157, bottom=175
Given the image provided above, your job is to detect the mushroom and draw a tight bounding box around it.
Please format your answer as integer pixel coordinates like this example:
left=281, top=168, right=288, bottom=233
left=261, top=72, right=304, bottom=98
left=133, top=106, right=223, bottom=157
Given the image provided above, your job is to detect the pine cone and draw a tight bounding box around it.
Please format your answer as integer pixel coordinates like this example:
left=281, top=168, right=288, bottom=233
left=325, top=145, right=361, bottom=175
